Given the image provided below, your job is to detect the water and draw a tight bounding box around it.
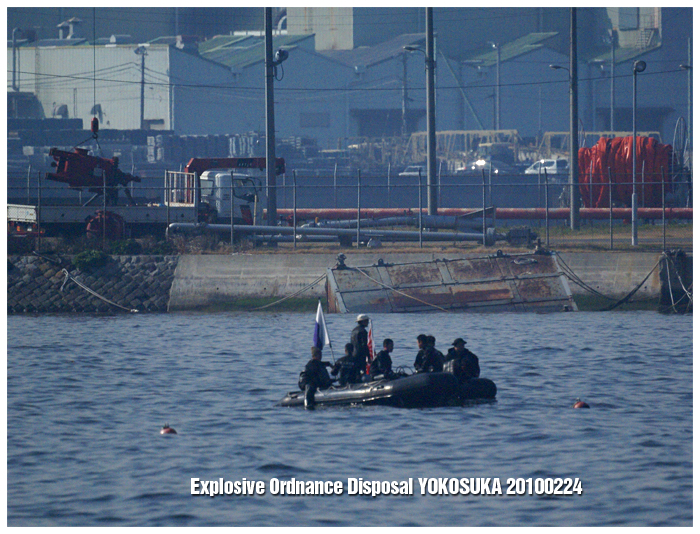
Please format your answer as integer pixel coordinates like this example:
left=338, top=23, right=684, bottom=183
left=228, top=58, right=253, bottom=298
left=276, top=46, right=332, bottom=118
left=7, top=311, right=692, bottom=526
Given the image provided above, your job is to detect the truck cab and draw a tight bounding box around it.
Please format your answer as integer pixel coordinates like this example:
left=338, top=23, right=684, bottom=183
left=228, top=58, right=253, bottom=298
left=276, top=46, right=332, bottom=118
left=199, top=170, right=264, bottom=224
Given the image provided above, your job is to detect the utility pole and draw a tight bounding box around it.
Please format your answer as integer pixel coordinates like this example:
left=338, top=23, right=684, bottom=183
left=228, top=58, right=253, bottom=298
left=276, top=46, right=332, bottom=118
left=610, top=29, right=616, bottom=132
left=569, top=7, right=580, bottom=230
left=264, top=7, right=278, bottom=231
left=401, top=51, right=408, bottom=140
left=426, top=7, right=437, bottom=216
left=135, top=45, right=147, bottom=130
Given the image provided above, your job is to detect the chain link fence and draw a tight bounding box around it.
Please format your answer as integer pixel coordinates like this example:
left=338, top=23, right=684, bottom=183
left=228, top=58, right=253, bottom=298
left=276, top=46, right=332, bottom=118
left=8, top=167, right=693, bottom=252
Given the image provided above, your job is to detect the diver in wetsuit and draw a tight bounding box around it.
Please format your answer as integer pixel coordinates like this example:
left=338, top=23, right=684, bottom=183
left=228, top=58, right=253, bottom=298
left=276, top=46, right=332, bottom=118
left=331, top=343, right=362, bottom=386
left=369, top=338, right=395, bottom=380
left=350, top=314, right=371, bottom=373
left=444, top=337, right=480, bottom=380
left=299, top=346, right=334, bottom=408
left=414, top=334, right=444, bottom=373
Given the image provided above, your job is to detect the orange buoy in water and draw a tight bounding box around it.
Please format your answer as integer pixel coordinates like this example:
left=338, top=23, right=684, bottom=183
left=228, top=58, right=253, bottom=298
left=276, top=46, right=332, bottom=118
left=573, top=399, right=590, bottom=409
left=160, top=424, right=177, bottom=434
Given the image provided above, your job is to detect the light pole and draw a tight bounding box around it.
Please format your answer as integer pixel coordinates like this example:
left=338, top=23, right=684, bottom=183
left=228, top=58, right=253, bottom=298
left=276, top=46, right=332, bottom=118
left=680, top=59, right=692, bottom=152
left=135, top=45, right=148, bottom=130
left=550, top=62, right=580, bottom=230
left=403, top=8, right=437, bottom=216
left=488, top=41, right=501, bottom=130
left=631, top=59, right=646, bottom=246
left=604, top=29, right=617, bottom=132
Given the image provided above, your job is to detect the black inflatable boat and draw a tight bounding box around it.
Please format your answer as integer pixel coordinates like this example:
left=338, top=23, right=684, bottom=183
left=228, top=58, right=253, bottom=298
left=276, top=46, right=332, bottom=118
left=279, top=372, right=497, bottom=408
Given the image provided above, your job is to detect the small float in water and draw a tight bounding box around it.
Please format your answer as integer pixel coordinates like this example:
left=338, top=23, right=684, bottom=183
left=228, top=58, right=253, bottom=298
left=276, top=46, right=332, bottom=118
left=279, top=371, right=497, bottom=409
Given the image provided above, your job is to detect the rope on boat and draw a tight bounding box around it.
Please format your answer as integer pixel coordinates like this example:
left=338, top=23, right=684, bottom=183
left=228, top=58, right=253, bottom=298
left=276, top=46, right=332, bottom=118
left=250, top=273, right=328, bottom=311
left=354, top=267, right=451, bottom=313
left=60, top=269, right=139, bottom=313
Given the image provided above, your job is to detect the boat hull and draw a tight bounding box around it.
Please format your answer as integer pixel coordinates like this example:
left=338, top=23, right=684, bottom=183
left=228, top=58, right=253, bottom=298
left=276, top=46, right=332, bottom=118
left=279, top=372, right=497, bottom=408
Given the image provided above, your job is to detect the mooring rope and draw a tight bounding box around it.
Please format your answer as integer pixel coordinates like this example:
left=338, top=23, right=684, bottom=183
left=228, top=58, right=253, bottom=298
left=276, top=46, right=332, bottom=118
left=555, top=253, right=619, bottom=301
left=60, top=269, right=138, bottom=313
left=599, top=259, right=661, bottom=312
left=354, top=267, right=451, bottom=313
left=250, top=273, right=327, bottom=311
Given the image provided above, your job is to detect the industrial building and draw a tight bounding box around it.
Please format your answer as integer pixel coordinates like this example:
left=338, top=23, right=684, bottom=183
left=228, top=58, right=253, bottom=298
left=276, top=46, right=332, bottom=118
left=7, top=7, right=692, bottom=169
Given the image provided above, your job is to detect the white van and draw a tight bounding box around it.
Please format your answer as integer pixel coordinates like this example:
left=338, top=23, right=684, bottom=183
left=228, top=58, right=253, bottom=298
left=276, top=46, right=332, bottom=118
left=524, top=159, right=569, bottom=176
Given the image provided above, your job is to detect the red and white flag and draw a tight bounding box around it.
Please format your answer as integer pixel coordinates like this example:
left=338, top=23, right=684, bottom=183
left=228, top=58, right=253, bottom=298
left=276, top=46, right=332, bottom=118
left=366, top=319, right=376, bottom=374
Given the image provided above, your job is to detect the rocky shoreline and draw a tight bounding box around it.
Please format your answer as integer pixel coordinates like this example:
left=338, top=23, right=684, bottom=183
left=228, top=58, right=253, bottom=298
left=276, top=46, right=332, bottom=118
left=7, top=254, right=178, bottom=314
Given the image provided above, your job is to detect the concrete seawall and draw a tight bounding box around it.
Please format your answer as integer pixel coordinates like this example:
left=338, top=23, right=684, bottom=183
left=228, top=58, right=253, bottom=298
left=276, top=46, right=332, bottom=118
left=7, top=251, right=678, bottom=314
left=167, top=251, right=664, bottom=311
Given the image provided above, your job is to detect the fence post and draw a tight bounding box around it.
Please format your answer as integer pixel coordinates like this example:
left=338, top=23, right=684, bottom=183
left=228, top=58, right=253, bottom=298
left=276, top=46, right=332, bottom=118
left=334, top=162, right=338, bottom=209
left=102, top=170, right=107, bottom=249
left=438, top=160, right=442, bottom=208
left=387, top=162, right=391, bottom=208
left=230, top=172, right=234, bottom=247
left=418, top=169, right=423, bottom=249
left=481, top=168, right=487, bottom=246
left=589, top=160, right=593, bottom=213
left=293, top=170, right=297, bottom=250
left=662, top=166, right=666, bottom=251
left=544, top=168, right=549, bottom=248
left=608, top=167, right=613, bottom=250
left=356, top=169, right=361, bottom=249
left=166, top=172, right=170, bottom=235
left=36, top=172, right=42, bottom=253
left=26, top=164, right=32, bottom=204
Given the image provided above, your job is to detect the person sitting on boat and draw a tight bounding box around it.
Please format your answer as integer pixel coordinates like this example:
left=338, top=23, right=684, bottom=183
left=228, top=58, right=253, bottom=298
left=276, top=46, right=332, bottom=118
left=444, top=337, right=480, bottom=380
left=426, top=335, right=445, bottom=363
left=350, top=314, right=371, bottom=372
left=369, top=338, right=395, bottom=380
left=331, top=343, right=362, bottom=386
left=414, top=334, right=444, bottom=373
left=299, top=346, right=334, bottom=407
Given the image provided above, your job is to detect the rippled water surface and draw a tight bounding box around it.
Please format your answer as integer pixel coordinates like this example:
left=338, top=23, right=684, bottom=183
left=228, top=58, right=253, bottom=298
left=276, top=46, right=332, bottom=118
left=7, top=311, right=692, bottom=526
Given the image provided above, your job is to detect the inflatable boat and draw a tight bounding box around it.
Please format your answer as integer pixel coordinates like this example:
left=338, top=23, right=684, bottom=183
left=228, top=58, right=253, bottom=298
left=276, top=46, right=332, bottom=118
left=279, top=372, right=497, bottom=408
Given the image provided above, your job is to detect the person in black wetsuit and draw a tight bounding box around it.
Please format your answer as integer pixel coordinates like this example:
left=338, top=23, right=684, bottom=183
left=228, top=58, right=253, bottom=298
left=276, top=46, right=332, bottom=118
left=299, top=346, right=334, bottom=407
left=444, top=337, right=480, bottom=380
left=350, top=314, right=371, bottom=374
left=369, top=338, right=395, bottom=379
left=414, top=334, right=444, bottom=373
left=331, top=343, right=362, bottom=386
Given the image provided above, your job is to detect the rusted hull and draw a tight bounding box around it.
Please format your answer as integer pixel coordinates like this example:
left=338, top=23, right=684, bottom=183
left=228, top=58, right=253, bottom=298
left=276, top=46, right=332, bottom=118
left=326, top=252, right=577, bottom=313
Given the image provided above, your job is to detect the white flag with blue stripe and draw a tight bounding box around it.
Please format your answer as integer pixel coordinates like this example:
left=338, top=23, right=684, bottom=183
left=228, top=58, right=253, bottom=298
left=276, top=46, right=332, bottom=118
left=313, top=300, right=331, bottom=350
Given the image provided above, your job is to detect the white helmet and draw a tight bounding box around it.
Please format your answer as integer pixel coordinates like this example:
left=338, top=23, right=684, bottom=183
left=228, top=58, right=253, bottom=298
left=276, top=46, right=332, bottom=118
left=356, top=314, right=370, bottom=322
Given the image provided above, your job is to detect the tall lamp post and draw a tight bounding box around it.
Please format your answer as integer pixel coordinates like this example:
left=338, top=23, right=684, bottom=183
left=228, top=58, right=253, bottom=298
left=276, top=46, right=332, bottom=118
left=631, top=59, right=646, bottom=246
left=488, top=41, right=501, bottom=130
left=403, top=7, right=438, bottom=216
left=680, top=60, right=692, bottom=152
left=550, top=62, right=580, bottom=230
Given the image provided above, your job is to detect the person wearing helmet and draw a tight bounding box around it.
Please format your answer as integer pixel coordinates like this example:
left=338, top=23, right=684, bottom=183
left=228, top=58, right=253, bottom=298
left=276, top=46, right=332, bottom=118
left=350, top=314, right=371, bottom=375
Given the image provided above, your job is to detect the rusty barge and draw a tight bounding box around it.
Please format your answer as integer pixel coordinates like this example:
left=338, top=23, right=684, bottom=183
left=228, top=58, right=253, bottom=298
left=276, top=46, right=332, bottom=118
left=325, top=250, right=577, bottom=313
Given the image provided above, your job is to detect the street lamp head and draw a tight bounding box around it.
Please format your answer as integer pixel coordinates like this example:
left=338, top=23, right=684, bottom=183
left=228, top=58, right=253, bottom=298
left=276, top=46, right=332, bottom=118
left=273, top=48, right=289, bottom=66
left=680, top=64, right=692, bottom=70
left=549, top=64, right=565, bottom=70
left=488, top=41, right=499, bottom=50
left=403, top=45, right=423, bottom=53
left=633, top=60, right=646, bottom=73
